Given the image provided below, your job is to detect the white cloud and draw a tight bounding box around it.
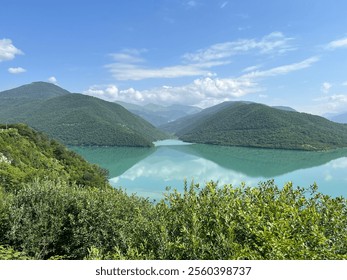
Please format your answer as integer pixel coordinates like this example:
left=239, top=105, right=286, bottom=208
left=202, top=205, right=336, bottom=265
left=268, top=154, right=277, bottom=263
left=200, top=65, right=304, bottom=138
left=321, top=82, right=332, bottom=94
left=90, top=57, right=319, bottom=108
left=8, top=67, right=26, bottom=74
left=84, top=76, right=258, bottom=107
left=0, top=39, right=23, bottom=62
left=84, top=84, right=120, bottom=101
left=47, top=76, right=58, bottom=84
left=304, top=94, right=347, bottom=115
left=241, top=56, right=319, bottom=79
left=106, top=62, right=223, bottom=81
left=326, top=37, right=347, bottom=50
left=242, top=64, right=262, bottom=73
left=106, top=32, right=296, bottom=81
left=183, top=32, right=295, bottom=63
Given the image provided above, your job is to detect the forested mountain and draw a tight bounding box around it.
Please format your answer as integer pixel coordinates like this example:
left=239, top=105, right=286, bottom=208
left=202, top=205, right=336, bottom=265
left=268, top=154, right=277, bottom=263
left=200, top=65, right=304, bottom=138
left=116, top=101, right=202, bottom=126
left=164, top=102, right=347, bottom=150
left=0, top=82, right=167, bottom=146
left=0, top=81, right=70, bottom=100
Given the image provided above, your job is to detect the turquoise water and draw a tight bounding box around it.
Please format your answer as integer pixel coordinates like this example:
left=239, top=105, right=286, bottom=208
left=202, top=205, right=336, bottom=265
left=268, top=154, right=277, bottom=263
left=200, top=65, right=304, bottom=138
left=72, top=140, right=347, bottom=200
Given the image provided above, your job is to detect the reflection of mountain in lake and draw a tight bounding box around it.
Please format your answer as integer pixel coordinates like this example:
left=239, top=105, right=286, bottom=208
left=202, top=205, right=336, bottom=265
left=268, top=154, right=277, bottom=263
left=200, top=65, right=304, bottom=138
left=171, top=144, right=347, bottom=178
left=70, top=146, right=155, bottom=178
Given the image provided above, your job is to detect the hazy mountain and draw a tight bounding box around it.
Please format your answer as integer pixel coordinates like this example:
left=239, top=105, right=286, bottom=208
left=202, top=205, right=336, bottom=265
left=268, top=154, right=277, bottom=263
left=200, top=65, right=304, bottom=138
left=330, top=112, right=347, bottom=124
left=116, top=101, right=202, bottom=126
left=163, top=102, right=347, bottom=150
left=0, top=82, right=167, bottom=147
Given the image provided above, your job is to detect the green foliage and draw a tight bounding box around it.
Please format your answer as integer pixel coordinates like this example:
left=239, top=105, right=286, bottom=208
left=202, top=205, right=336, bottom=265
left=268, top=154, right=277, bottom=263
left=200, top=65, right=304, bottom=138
left=0, top=124, right=108, bottom=192
left=163, top=102, right=347, bottom=150
left=0, top=245, right=31, bottom=260
left=0, top=178, right=346, bottom=260
left=0, top=82, right=167, bottom=147
left=150, top=180, right=347, bottom=260
left=3, top=179, right=156, bottom=259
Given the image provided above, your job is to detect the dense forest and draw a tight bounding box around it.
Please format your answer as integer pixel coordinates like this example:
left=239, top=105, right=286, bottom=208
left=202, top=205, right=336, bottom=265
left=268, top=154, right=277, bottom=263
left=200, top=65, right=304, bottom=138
left=0, top=82, right=167, bottom=147
left=1, top=124, right=346, bottom=260
left=163, top=102, right=347, bottom=151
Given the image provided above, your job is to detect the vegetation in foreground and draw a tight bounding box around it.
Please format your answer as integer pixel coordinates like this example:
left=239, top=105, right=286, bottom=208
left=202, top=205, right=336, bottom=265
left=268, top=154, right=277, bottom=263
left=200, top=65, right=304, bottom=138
left=0, top=124, right=346, bottom=260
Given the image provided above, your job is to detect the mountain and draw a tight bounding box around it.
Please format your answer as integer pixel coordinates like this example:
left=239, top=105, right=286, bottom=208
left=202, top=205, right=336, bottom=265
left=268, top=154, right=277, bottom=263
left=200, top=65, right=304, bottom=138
left=160, top=101, right=248, bottom=134
left=164, top=102, right=347, bottom=151
left=330, top=112, right=347, bottom=124
left=272, top=106, right=297, bottom=112
left=0, top=82, right=167, bottom=147
left=160, top=101, right=297, bottom=135
left=0, top=81, right=70, bottom=100
left=116, top=101, right=202, bottom=126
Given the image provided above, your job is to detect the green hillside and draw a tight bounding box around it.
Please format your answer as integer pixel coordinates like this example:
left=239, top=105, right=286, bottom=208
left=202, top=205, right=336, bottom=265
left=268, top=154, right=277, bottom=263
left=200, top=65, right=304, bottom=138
left=0, top=124, right=108, bottom=192
left=1, top=124, right=346, bottom=260
left=176, top=103, right=347, bottom=150
left=0, top=82, right=167, bottom=147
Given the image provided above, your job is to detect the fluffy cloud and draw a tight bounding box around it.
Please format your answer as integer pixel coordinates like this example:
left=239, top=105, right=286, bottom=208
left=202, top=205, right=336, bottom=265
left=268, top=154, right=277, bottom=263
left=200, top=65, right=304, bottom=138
left=326, top=37, right=347, bottom=50
left=88, top=56, right=318, bottom=107
left=47, top=76, right=58, bottom=84
left=0, top=39, right=23, bottom=62
left=321, top=82, right=332, bottom=93
left=83, top=76, right=257, bottom=106
left=8, top=67, right=26, bottom=74
left=302, top=94, right=347, bottom=115
left=84, top=85, right=120, bottom=101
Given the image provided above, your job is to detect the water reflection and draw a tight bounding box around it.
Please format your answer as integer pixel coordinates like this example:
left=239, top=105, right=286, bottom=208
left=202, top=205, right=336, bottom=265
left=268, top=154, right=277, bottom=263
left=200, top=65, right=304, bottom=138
left=72, top=142, right=347, bottom=199
left=176, top=144, right=347, bottom=177
left=71, top=146, right=155, bottom=177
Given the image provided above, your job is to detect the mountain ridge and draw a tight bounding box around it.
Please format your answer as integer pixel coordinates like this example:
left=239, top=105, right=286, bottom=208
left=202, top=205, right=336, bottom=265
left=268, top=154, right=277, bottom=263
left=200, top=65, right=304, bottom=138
left=163, top=102, right=347, bottom=151
left=0, top=82, right=167, bottom=147
left=116, top=101, right=202, bottom=126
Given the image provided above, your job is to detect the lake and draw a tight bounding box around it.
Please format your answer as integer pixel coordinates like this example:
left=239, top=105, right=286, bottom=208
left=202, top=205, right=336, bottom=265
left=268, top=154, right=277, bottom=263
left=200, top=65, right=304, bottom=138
left=72, top=140, right=347, bottom=200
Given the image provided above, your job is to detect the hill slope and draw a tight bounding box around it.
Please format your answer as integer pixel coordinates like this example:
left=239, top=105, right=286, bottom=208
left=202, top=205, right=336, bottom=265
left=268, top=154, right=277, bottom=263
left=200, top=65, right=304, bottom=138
left=176, top=103, right=347, bottom=150
left=0, top=82, right=167, bottom=146
left=160, top=101, right=250, bottom=135
left=0, top=124, right=108, bottom=192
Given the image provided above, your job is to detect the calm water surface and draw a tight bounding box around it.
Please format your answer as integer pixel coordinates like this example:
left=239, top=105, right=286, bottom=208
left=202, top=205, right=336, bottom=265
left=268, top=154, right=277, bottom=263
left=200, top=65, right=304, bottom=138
left=72, top=140, right=347, bottom=200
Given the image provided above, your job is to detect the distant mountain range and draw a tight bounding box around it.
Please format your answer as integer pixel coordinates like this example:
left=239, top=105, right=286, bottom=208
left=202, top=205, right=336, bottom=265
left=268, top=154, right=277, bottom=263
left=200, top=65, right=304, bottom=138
left=115, top=101, right=202, bottom=126
left=160, top=101, right=347, bottom=151
left=2, top=82, right=347, bottom=150
left=329, top=112, right=347, bottom=124
left=0, top=82, right=167, bottom=147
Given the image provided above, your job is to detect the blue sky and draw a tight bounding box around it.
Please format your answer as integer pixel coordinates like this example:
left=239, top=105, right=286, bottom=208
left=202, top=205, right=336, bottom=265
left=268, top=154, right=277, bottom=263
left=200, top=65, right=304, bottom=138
left=1, top=0, right=347, bottom=115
